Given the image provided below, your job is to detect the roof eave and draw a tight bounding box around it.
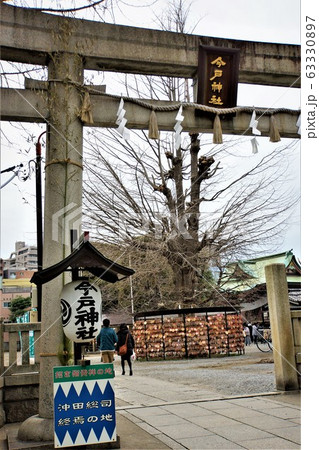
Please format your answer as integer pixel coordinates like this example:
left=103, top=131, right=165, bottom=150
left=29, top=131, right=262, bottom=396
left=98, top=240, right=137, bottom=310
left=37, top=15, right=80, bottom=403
left=30, top=241, right=134, bottom=285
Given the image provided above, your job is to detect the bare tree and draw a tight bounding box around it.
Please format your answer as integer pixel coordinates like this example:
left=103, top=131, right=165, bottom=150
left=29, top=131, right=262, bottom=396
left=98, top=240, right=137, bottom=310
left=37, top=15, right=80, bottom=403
left=82, top=0, right=299, bottom=305
left=83, top=120, right=299, bottom=305
left=93, top=241, right=176, bottom=312
left=2, top=1, right=161, bottom=22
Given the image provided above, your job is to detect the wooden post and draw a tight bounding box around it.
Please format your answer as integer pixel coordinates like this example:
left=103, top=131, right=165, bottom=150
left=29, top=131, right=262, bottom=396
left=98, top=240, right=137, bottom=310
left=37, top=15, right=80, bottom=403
left=265, top=264, right=299, bottom=391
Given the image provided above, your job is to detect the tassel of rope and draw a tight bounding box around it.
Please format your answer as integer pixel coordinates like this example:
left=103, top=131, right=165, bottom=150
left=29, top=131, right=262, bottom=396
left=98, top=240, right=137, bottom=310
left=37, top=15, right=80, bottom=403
left=79, top=91, right=94, bottom=124
left=213, top=114, right=223, bottom=144
left=269, top=115, right=281, bottom=142
left=148, top=109, right=160, bottom=139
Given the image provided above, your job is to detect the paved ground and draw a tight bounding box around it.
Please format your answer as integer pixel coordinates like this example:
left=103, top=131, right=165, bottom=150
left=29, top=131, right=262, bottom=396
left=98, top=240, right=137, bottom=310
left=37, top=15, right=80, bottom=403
left=112, top=345, right=276, bottom=399
left=1, top=345, right=301, bottom=449
left=116, top=393, right=301, bottom=449
left=100, top=345, right=301, bottom=449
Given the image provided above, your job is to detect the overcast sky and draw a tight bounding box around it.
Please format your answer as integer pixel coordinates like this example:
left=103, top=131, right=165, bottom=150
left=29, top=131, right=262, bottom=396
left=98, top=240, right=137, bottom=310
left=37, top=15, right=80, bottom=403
left=0, top=0, right=301, bottom=260
left=118, top=0, right=301, bottom=44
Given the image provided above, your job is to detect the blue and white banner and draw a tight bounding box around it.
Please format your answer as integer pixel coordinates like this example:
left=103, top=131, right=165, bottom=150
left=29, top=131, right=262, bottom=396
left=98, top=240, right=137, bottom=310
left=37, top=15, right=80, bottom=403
left=53, top=364, right=116, bottom=448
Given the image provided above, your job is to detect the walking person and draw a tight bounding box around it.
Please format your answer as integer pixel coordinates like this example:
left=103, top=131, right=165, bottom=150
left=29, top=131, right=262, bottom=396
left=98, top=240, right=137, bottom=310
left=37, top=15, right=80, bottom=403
left=96, top=318, right=118, bottom=363
left=244, top=325, right=251, bottom=346
left=248, top=322, right=253, bottom=342
left=252, top=323, right=258, bottom=344
left=117, top=323, right=135, bottom=376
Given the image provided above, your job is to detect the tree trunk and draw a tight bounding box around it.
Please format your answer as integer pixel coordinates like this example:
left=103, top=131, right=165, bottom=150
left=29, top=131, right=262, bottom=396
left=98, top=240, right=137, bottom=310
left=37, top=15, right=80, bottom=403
left=166, top=236, right=199, bottom=305
left=173, top=265, right=197, bottom=305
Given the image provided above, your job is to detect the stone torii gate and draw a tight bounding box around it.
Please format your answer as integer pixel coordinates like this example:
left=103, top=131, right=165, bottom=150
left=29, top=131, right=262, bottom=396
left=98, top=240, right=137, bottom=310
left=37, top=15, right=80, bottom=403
left=0, top=3, right=300, bottom=442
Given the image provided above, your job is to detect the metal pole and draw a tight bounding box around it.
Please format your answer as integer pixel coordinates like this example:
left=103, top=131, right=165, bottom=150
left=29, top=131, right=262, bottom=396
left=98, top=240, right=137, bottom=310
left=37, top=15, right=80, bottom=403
left=35, top=132, right=45, bottom=322
left=70, top=229, right=82, bottom=364
left=129, top=254, right=134, bottom=323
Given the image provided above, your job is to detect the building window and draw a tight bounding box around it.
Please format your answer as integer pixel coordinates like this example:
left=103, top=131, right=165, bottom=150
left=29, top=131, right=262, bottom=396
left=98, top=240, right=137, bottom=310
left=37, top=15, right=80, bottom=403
left=3, top=302, right=11, bottom=308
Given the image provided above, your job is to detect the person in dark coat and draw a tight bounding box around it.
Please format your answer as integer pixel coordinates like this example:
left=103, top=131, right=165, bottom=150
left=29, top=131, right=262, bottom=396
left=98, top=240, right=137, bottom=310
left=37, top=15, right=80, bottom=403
left=117, top=323, right=135, bottom=376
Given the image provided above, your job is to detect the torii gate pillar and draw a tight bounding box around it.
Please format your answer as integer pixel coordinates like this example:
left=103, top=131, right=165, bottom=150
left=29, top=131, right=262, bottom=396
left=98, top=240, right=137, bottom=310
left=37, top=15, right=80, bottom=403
left=18, top=53, right=84, bottom=440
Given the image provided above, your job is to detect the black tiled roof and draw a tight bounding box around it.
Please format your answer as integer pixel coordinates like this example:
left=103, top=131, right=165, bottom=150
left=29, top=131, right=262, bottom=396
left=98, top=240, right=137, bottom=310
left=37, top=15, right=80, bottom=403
left=30, top=241, right=134, bottom=285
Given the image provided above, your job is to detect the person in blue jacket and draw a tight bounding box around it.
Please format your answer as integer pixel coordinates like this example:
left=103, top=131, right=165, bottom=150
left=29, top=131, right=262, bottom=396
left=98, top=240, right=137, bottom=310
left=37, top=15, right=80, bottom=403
left=96, top=318, right=118, bottom=363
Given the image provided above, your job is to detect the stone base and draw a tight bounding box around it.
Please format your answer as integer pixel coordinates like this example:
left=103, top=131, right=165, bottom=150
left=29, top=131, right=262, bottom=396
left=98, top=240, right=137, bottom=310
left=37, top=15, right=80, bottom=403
left=16, top=416, right=120, bottom=448
left=17, top=415, right=54, bottom=442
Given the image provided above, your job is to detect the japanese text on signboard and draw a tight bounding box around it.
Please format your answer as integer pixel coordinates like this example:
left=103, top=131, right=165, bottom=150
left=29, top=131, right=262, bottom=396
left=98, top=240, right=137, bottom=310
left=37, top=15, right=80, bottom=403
left=61, top=280, right=102, bottom=343
left=74, top=281, right=99, bottom=340
left=209, top=56, right=227, bottom=106
left=197, top=46, right=240, bottom=109
left=54, top=364, right=116, bottom=448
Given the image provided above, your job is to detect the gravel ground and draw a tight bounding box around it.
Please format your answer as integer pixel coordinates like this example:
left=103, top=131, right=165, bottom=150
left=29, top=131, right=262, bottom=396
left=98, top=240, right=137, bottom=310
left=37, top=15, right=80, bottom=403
left=122, top=345, right=276, bottom=397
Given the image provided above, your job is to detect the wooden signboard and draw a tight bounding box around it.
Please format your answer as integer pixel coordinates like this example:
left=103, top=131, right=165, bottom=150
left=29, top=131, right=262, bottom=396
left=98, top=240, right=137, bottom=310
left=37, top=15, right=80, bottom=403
left=53, top=364, right=116, bottom=448
left=197, top=45, right=240, bottom=109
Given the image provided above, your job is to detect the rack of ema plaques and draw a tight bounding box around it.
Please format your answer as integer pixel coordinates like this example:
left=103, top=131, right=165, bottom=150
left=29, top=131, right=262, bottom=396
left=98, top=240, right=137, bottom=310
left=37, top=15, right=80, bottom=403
left=133, top=307, right=244, bottom=360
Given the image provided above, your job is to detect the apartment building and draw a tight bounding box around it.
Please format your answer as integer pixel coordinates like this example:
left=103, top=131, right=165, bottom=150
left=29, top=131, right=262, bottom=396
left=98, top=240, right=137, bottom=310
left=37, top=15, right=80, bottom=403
left=0, top=242, right=36, bottom=321
left=3, top=241, right=38, bottom=275
left=0, top=278, right=33, bottom=321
